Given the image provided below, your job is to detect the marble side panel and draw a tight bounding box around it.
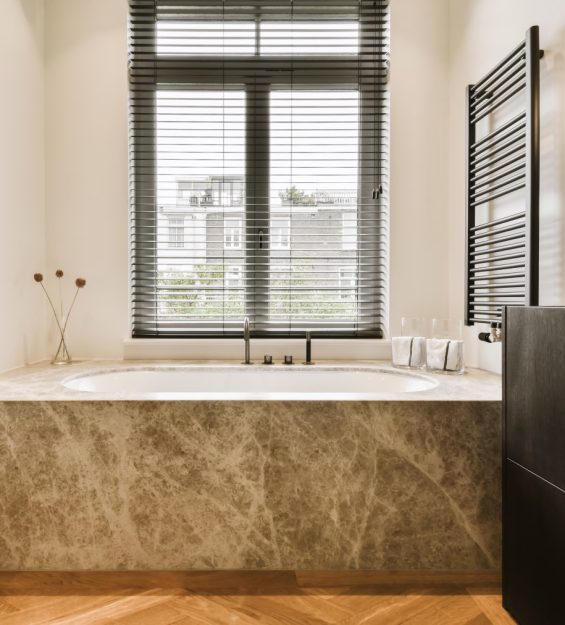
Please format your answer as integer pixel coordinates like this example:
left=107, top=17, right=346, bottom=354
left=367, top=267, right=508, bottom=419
left=0, top=401, right=501, bottom=570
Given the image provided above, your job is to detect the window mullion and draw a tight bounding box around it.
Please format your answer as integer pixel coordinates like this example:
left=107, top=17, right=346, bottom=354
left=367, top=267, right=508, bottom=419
left=245, top=81, right=270, bottom=330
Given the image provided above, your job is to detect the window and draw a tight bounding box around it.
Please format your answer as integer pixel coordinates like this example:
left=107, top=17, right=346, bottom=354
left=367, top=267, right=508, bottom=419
left=339, top=267, right=357, bottom=299
left=224, top=219, right=242, bottom=249
left=157, top=22, right=256, bottom=57
left=129, top=0, right=389, bottom=337
left=342, top=213, right=357, bottom=251
left=270, top=219, right=290, bottom=250
left=168, top=217, right=185, bottom=249
left=225, top=266, right=243, bottom=289
left=261, top=22, right=359, bottom=56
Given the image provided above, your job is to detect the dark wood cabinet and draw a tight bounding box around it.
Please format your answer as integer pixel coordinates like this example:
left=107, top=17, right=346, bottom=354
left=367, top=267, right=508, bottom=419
left=503, top=307, right=565, bottom=625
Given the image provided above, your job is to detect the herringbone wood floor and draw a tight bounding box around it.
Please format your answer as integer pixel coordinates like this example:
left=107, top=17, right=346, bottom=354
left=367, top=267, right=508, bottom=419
left=0, top=572, right=516, bottom=625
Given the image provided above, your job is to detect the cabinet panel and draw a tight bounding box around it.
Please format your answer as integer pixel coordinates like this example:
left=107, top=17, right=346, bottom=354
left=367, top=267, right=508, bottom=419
left=503, top=460, right=565, bottom=625
left=504, top=307, right=565, bottom=491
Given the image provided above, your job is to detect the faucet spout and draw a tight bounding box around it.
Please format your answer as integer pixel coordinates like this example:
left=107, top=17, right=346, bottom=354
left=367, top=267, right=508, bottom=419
left=243, top=317, right=251, bottom=364
left=303, top=330, right=314, bottom=365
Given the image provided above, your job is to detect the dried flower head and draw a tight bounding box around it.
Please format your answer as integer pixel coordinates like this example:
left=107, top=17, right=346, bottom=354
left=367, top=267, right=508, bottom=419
left=55, top=269, right=64, bottom=278
left=75, top=278, right=86, bottom=288
left=33, top=273, right=44, bottom=283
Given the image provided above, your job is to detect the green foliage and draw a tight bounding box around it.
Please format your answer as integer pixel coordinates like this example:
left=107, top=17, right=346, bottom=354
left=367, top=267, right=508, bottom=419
left=279, top=186, right=316, bottom=206
left=158, top=264, right=357, bottom=321
left=158, top=265, right=243, bottom=320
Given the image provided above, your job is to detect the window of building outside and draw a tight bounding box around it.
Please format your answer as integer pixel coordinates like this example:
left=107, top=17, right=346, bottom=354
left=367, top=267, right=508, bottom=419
left=224, top=219, right=242, bottom=249
left=168, top=216, right=185, bottom=249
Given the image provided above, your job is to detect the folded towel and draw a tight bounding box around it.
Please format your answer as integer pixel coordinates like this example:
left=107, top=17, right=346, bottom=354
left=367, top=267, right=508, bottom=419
left=426, top=338, right=464, bottom=372
left=392, top=336, right=426, bottom=367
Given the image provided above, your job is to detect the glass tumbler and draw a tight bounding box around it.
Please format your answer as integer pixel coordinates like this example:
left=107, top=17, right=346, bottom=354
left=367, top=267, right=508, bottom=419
left=392, top=317, right=427, bottom=369
left=428, top=318, right=464, bottom=374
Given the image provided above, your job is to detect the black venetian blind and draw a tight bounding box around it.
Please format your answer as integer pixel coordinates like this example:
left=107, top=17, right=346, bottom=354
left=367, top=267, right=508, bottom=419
left=129, top=0, right=389, bottom=337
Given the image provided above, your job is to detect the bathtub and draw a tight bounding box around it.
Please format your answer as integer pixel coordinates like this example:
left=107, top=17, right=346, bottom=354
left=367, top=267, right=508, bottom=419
left=0, top=360, right=501, bottom=570
left=62, top=364, right=438, bottom=400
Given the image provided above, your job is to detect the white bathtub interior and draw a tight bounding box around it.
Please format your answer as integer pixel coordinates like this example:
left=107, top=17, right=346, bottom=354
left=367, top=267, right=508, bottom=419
left=62, top=365, right=439, bottom=399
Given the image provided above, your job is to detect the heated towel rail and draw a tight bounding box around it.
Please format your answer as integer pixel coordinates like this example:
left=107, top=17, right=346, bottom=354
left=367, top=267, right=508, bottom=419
left=465, top=26, right=543, bottom=327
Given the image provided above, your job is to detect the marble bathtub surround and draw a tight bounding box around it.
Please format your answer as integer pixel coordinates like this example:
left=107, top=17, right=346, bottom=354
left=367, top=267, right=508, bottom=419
left=0, top=360, right=501, bottom=402
left=0, top=361, right=501, bottom=571
left=0, top=396, right=501, bottom=571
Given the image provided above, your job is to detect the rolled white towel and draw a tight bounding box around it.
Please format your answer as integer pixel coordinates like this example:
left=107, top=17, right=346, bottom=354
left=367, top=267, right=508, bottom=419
left=426, top=338, right=464, bottom=372
left=392, top=336, right=426, bottom=367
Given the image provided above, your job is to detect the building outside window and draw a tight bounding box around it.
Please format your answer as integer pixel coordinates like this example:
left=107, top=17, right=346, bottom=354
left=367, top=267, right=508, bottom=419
left=168, top=216, right=185, bottom=249
left=225, top=266, right=243, bottom=289
left=271, top=219, right=290, bottom=250
left=224, top=219, right=242, bottom=249
left=339, top=266, right=357, bottom=298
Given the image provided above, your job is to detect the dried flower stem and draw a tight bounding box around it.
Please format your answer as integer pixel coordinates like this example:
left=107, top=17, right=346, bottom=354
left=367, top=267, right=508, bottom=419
left=53, top=287, right=82, bottom=359
left=40, top=282, right=71, bottom=357
left=61, top=287, right=80, bottom=337
left=58, top=279, right=64, bottom=323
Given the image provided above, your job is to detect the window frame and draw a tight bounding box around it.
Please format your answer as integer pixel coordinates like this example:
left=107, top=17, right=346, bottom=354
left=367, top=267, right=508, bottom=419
left=129, top=1, right=389, bottom=338
left=224, top=218, right=243, bottom=250
left=167, top=216, right=186, bottom=249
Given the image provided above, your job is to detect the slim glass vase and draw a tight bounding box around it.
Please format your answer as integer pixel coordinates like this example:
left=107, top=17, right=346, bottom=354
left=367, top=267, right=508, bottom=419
left=52, top=332, right=72, bottom=365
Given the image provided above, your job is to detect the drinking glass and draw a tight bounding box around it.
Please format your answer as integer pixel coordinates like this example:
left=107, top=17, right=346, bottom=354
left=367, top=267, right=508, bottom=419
left=429, top=318, right=464, bottom=374
left=401, top=317, right=426, bottom=338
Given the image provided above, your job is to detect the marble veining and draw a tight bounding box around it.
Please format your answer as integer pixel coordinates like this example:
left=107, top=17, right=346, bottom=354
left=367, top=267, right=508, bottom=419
left=0, top=399, right=501, bottom=570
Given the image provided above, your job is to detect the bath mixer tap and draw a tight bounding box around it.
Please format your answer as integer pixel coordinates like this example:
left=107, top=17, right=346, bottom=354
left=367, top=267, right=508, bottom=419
left=243, top=317, right=252, bottom=364
left=304, top=331, right=314, bottom=365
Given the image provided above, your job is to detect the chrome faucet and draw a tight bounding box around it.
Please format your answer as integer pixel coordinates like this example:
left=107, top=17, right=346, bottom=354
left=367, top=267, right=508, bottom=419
left=304, top=331, right=314, bottom=365
left=243, top=316, right=252, bottom=364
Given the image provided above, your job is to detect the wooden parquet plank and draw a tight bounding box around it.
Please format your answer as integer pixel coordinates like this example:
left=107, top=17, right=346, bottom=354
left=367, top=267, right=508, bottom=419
left=349, top=593, right=456, bottom=625
left=318, top=585, right=434, bottom=614
left=0, top=590, right=139, bottom=625
left=108, top=601, right=188, bottom=625
left=169, top=595, right=263, bottom=625
left=190, top=593, right=335, bottom=625
left=253, top=592, right=352, bottom=623
left=48, top=589, right=188, bottom=625
left=468, top=589, right=517, bottom=625
left=394, top=594, right=487, bottom=625
left=0, top=602, right=17, bottom=618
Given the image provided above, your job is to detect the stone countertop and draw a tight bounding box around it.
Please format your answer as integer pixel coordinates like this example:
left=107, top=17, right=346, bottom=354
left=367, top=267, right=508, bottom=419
left=0, top=360, right=501, bottom=402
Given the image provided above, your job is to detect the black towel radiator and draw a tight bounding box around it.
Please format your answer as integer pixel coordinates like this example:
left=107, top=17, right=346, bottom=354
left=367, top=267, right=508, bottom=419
left=465, top=26, right=543, bottom=331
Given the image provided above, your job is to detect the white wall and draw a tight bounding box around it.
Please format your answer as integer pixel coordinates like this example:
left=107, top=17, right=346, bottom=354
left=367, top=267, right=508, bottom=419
left=447, top=0, right=565, bottom=372
left=41, top=0, right=451, bottom=358
left=45, top=0, right=129, bottom=360
left=389, top=0, right=450, bottom=337
left=12, top=0, right=565, bottom=368
left=37, top=0, right=565, bottom=367
left=0, top=0, right=47, bottom=371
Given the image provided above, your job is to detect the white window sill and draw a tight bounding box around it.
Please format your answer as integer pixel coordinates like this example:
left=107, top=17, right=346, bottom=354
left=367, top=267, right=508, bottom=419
left=123, top=338, right=392, bottom=361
